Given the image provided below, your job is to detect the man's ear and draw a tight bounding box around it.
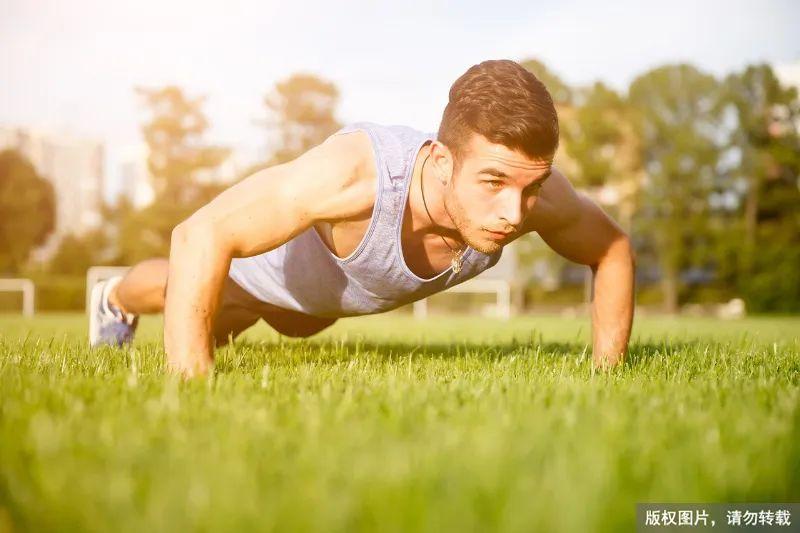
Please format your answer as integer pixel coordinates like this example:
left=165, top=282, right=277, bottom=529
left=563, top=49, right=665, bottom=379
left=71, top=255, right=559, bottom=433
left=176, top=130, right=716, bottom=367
left=430, top=141, right=454, bottom=186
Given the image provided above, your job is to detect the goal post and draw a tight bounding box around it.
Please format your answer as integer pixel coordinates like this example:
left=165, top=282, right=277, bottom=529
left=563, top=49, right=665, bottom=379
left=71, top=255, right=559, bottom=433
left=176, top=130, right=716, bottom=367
left=85, top=266, right=131, bottom=315
left=0, top=278, right=35, bottom=317
left=413, top=278, right=512, bottom=320
left=413, top=241, right=520, bottom=320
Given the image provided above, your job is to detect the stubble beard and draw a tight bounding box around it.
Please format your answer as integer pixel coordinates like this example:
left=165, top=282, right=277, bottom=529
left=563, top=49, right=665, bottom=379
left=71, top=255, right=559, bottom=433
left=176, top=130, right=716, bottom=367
left=443, top=187, right=502, bottom=255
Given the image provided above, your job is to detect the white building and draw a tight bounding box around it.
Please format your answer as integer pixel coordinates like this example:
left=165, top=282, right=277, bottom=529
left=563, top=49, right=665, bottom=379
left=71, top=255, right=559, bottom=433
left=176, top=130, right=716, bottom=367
left=117, top=144, right=155, bottom=209
left=0, top=126, right=104, bottom=259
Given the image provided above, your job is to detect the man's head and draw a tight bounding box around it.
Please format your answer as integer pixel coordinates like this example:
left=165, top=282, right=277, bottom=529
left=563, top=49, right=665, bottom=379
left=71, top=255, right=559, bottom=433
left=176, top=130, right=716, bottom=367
left=431, top=59, right=559, bottom=254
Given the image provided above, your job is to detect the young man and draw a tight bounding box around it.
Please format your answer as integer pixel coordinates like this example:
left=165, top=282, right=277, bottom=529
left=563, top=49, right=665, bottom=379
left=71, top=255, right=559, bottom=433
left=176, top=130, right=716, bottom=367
left=90, top=59, right=636, bottom=378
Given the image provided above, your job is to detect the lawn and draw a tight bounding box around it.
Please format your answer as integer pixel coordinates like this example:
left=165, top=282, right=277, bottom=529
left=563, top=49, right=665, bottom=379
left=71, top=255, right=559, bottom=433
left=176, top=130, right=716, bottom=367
left=1, top=312, right=798, bottom=532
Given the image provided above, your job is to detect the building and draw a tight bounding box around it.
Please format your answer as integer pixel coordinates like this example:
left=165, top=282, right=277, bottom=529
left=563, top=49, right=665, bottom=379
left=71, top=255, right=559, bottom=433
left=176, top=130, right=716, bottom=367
left=0, top=126, right=104, bottom=259
left=117, top=144, right=155, bottom=209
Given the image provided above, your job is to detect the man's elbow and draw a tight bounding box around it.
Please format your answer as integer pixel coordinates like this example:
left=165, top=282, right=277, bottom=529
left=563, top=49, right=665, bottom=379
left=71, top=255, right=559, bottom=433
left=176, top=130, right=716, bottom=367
left=171, top=220, right=200, bottom=251
left=170, top=216, right=227, bottom=256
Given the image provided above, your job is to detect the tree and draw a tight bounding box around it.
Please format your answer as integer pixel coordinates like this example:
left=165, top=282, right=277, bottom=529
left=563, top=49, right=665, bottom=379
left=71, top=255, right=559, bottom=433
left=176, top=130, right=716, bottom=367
left=723, top=64, right=800, bottom=311
left=136, top=86, right=230, bottom=205
left=628, top=64, right=725, bottom=313
left=47, top=229, right=110, bottom=276
left=0, top=149, right=55, bottom=273
left=561, top=82, right=643, bottom=230
left=111, top=86, right=230, bottom=263
left=263, top=73, right=341, bottom=165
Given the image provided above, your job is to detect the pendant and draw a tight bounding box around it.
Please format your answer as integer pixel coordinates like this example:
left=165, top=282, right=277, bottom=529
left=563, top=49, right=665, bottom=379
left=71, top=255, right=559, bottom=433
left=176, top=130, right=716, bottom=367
left=451, top=250, right=464, bottom=274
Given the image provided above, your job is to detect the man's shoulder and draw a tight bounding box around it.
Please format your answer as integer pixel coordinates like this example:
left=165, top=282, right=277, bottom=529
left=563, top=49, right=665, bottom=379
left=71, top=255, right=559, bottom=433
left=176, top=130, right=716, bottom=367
left=322, top=120, right=429, bottom=187
left=313, top=121, right=432, bottom=217
left=306, top=127, right=377, bottom=221
left=322, top=126, right=374, bottom=176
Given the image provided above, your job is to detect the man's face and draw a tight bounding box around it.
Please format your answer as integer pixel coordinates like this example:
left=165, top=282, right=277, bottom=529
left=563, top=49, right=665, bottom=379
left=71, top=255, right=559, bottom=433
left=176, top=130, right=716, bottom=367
left=442, top=133, right=553, bottom=254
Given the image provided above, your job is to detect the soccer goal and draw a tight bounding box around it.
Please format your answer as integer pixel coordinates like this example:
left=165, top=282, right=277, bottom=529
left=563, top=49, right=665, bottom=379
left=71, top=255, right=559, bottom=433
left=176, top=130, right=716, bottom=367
left=0, top=278, right=35, bottom=317
left=413, top=278, right=512, bottom=320
left=85, top=266, right=131, bottom=315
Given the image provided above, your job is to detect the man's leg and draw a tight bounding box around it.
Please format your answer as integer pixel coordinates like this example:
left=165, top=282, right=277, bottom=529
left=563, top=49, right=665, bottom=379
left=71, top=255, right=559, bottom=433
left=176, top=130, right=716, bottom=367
left=109, top=258, right=169, bottom=315
left=211, top=277, right=264, bottom=347
left=260, top=308, right=338, bottom=338
left=94, top=260, right=336, bottom=346
left=89, top=258, right=167, bottom=347
left=217, top=276, right=338, bottom=341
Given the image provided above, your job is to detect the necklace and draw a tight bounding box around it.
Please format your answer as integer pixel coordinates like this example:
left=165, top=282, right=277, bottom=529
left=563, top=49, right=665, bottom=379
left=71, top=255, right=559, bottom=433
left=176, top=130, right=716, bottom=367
left=419, top=153, right=466, bottom=274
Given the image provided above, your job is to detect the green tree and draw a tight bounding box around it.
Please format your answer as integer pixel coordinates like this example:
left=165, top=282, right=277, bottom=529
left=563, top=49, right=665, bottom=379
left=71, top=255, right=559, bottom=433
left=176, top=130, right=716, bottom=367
left=723, top=64, right=800, bottom=311
left=561, top=82, right=643, bottom=230
left=264, top=73, right=341, bottom=165
left=628, top=64, right=725, bottom=313
left=0, top=149, right=55, bottom=273
left=136, top=86, right=230, bottom=205
left=112, top=86, right=230, bottom=263
left=47, top=229, right=110, bottom=276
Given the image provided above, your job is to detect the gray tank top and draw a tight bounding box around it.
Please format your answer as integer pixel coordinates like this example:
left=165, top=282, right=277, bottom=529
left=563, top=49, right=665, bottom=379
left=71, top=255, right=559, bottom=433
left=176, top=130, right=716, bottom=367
left=228, top=121, right=502, bottom=318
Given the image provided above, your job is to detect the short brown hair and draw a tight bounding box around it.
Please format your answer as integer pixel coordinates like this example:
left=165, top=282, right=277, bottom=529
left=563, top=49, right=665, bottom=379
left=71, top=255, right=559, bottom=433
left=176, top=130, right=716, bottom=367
left=438, top=59, right=559, bottom=168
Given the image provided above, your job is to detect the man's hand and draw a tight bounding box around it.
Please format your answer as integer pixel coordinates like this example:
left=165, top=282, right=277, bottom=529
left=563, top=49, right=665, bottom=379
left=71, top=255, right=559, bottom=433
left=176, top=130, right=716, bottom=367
left=588, top=236, right=636, bottom=370
left=526, top=168, right=636, bottom=370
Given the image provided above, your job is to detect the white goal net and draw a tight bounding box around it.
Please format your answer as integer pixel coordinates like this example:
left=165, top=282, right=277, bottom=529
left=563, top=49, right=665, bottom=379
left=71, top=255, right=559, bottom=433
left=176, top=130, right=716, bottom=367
left=412, top=242, right=519, bottom=320
left=0, top=278, right=35, bottom=317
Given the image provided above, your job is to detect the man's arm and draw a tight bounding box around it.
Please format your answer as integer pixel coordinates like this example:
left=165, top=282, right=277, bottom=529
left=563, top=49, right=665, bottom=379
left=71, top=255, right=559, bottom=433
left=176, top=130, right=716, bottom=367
left=526, top=168, right=636, bottom=370
left=164, top=131, right=375, bottom=377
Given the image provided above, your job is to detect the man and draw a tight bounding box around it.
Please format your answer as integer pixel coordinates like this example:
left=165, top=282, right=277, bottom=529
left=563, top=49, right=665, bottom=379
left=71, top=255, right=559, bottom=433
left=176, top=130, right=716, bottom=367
left=89, top=59, right=636, bottom=378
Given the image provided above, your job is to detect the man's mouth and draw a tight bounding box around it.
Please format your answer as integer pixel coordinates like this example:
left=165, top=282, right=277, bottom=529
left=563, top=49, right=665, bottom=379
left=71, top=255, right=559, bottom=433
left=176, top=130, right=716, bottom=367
left=484, top=228, right=513, bottom=240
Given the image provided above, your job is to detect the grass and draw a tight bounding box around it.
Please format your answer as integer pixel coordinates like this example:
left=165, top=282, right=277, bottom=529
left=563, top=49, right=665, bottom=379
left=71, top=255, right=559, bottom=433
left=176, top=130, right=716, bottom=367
left=0, top=312, right=798, bottom=532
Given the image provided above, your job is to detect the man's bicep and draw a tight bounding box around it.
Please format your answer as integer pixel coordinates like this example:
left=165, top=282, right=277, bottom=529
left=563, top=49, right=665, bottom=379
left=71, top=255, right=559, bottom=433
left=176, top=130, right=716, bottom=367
left=183, top=132, right=373, bottom=258
left=536, top=194, right=626, bottom=267
left=529, top=168, right=628, bottom=267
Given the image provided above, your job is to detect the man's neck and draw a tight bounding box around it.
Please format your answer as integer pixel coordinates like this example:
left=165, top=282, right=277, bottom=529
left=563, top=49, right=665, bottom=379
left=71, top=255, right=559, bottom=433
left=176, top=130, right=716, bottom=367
left=406, top=142, right=463, bottom=243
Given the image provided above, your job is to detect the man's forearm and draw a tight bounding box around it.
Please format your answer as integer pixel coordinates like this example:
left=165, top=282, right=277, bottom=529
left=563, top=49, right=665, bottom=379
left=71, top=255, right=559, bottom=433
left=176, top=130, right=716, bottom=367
left=590, top=238, right=636, bottom=369
left=163, top=222, right=230, bottom=378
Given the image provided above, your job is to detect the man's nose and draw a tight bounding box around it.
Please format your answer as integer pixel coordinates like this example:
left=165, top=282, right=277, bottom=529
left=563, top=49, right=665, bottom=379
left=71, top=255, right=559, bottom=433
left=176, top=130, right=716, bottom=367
left=499, top=191, right=524, bottom=228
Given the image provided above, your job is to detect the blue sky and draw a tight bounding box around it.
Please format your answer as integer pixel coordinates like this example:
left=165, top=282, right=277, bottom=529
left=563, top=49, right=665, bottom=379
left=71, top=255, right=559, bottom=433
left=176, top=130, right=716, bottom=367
left=1, top=0, right=798, bottom=188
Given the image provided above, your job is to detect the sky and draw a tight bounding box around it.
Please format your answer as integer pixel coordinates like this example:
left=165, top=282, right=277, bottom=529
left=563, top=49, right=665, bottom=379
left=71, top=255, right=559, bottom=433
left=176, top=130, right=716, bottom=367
left=1, top=0, right=799, bottom=197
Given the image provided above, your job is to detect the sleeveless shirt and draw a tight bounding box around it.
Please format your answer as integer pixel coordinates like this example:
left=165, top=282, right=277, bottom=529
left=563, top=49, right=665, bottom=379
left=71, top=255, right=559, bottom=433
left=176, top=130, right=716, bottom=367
left=228, top=122, right=502, bottom=318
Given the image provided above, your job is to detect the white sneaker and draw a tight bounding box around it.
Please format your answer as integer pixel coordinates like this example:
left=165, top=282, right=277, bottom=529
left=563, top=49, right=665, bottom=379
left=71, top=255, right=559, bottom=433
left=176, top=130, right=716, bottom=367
left=89, top=276, right=139, bottom=348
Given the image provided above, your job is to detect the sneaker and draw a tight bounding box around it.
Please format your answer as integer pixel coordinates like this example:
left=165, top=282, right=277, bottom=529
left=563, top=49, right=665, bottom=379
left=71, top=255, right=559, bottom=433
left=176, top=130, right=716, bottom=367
left=89, top=276, right=139, bottom=348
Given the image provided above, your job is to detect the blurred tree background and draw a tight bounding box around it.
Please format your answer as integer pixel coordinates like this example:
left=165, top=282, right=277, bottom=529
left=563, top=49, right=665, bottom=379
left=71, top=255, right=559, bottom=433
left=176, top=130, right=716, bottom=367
left=45, top=86, right=232, bottom=270
left=722, top=65, right=800, bottom=312
left=0, top=150, right=55, bottom=274
left=514, top=58, right=799, bottom=313
left=112, top=86, right=231, bottom=263
left=3, top=62, right=798, bottom=313
left=262, top=73, right=342, bottom=166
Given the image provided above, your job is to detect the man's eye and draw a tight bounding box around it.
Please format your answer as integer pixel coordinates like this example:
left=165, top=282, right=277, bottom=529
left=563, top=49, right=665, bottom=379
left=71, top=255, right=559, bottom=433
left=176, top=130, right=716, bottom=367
left=486, top=181, right=503, bottom=190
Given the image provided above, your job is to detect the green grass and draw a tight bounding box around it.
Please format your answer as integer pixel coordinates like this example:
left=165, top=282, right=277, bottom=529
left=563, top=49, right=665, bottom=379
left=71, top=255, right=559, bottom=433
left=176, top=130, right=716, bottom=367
left=1, top=312, right=798, bottom=532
